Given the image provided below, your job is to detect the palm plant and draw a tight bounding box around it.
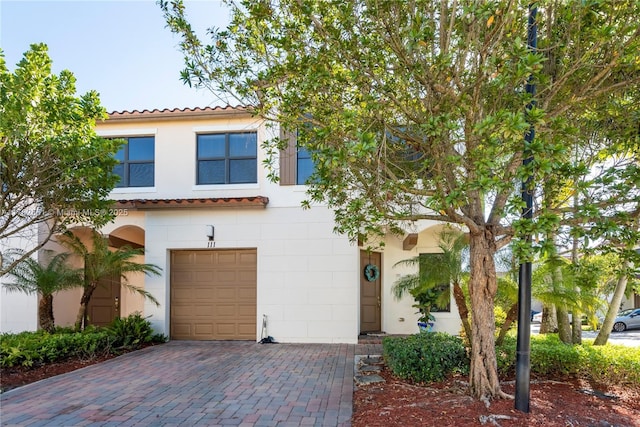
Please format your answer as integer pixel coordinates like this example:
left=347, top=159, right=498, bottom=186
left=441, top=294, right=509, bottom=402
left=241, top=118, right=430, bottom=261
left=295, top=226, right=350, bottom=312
left=61, top=230, right=162, bottom=331
left=392, top=227, right=472, bottom=340
left=532, top=253, right=607, bottom=342
left=2, top=250, right=83, bottom=332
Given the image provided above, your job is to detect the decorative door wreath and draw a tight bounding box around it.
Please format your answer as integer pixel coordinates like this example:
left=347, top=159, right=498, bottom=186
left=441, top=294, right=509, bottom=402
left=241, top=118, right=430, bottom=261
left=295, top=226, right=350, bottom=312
left=364, top=264, right=380, bottom=281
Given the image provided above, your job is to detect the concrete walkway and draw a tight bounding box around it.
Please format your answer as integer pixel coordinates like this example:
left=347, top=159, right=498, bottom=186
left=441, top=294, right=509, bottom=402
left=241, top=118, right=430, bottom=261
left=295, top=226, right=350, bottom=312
left=0, top=341, right=383, bottom=427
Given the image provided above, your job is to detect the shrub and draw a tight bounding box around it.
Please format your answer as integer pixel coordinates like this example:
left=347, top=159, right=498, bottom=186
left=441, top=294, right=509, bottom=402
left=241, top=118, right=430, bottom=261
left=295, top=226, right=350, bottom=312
left=106, top=312, right=154, bottom=350
left=0, top=329, right=114, bottom=368
left=383, top=332, right=469, bottom=383
left=496, top=334, right=640, bottom=386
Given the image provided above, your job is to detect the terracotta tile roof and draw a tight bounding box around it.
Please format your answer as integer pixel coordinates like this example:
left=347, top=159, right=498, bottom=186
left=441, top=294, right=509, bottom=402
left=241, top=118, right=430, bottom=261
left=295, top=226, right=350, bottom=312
left=106, top=106, right=253, bottom=121
left=114, top=196, right=269, bottom=210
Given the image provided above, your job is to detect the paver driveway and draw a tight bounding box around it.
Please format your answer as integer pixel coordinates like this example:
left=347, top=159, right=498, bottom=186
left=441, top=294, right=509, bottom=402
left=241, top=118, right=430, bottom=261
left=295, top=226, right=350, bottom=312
left=1, top=341, right=381, bottom=426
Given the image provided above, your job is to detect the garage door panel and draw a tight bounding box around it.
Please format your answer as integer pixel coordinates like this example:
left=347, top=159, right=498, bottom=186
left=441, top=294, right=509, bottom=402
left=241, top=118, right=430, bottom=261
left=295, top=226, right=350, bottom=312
left=194, top=252, right=215, bottom=265
left=216, top=271, right=238, bottom=283
left=238, top=304, right=256, bottom=316
left=215, top=323, right=238, bottom=337
left=171, top=249, right=256, bottom=340
left=215, top=287, right=238, bottom=300
left=173, top=271, right=194, bottom=282
left=238, top=287, right=256, bottom=299
left=194, top=323, right=215, bottom=335
left=238, top=252, right=257, bottom=265
left=172, top=288, right=194, bottom=300
left=171, top=323, right=192, bottom=337
left=237, top=323, right=256, bottom=334
left=238, top=271, right=257, bottom=282
left=195, top=271, right=215, bottom=282
left=172, top=252, right=193, bottom=265
left=214, top=304, right=237, bottom=317
left=194, top=288, right=216, bottom=300
left=217, top=252, right=238, bottom=265
left=172, top=304, right=197, bottom=317
left=193, top=304, right=215, bottom=316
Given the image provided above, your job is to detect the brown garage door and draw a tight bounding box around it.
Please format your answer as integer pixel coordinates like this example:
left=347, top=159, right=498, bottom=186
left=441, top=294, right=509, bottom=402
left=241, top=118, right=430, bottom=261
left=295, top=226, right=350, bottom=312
left=170, top=249, right=257, bottom=340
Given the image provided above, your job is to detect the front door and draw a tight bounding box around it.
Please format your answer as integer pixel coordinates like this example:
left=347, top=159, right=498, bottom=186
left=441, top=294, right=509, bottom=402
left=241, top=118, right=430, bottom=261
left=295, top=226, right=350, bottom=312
left=88, top=273, right=121, bottom=327
left=360, top=250, right=382, bottom=333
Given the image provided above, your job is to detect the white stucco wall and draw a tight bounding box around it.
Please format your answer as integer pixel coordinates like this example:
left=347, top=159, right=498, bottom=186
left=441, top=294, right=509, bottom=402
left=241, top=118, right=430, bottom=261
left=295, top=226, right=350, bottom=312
left=128, top=205, right=358, bottom=343
left=0, top=226, right=40, bottom=333
left=0, top=287, right=38, bottom=333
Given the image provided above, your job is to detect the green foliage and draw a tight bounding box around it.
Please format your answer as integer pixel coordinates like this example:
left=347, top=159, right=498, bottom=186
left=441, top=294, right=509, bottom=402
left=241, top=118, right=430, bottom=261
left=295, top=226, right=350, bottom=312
left=2, top=250, right=83, bottom=332
left=384, top=331, right=640, bottom=387
left=0, top=329, right=114, bottom=368
left=383, top=332, right=469, bottom=383
left=2, top=250, right=82, bottom=296
left=494, top=305, right=508, bottom=330
left=496, top=334, right=640, bottom=386
left=0, top=44, right=122, bottom=276
left=106, top=313, right=154, bottom=350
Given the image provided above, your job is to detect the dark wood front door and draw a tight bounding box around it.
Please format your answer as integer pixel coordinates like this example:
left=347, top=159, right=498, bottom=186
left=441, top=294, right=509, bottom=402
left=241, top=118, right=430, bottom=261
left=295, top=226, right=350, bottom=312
left=88, top=273, right=121, bottom=327
left=360, top=250, right=382, bottom=333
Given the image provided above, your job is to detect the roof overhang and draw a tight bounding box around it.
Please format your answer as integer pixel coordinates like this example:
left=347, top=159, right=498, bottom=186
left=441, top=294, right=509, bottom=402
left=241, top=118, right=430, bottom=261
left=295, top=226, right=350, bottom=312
left=104, top=106, right=253, bottom=123
left=113, top=196, right=269, bottom=210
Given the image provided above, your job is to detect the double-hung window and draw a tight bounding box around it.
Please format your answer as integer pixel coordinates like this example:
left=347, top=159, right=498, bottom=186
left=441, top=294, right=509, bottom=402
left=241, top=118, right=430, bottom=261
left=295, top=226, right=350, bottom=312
left=197, top=132, right=257, bottom=184
left=113, top=136, right=155, bottom=188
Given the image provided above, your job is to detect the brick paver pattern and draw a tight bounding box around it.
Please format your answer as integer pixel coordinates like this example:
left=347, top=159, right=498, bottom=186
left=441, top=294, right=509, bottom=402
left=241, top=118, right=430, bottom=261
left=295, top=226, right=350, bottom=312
left=0, top=341, right=383, bottom=427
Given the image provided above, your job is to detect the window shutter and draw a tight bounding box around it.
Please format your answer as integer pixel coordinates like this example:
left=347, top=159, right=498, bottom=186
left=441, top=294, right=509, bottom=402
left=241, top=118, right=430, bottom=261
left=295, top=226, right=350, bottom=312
left=279, top=127, right=297, bottom=186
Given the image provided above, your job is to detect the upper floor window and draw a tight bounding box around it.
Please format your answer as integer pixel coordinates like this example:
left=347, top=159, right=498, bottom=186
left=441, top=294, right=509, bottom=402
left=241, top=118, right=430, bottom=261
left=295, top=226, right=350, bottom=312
left=114, top=136, right=155, bottom=188
left=296, top=146, right=315, bottom=185
left=197, top=132, right=257, bottom=184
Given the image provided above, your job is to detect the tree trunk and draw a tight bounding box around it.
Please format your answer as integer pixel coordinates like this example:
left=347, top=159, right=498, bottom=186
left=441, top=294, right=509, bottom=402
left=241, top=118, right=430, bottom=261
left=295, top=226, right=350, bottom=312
left=452, top=280, right=472, bottom=345
left=75, top=282, right=98, bottom=331
left=594, top=264, right=629, bottom=345
left=557, top=305, right=572, bottom=344
left=496, top=302, right=518, bottom=347
left=550, top=261, right=572, bottom=344
left=467, top=228, right=509, bottom=400
left=539, top=304, right=557, bottom=334
left=571, top=226, right=582, bottom=344
left=571, top=308, right=582, bottom=344
left=38, top=294, right=55, bottom=333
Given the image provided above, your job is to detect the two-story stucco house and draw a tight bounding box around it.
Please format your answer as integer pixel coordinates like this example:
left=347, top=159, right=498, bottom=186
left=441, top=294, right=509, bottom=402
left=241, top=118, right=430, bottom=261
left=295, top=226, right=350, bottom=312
left=1, top=106, right=464, bottom=342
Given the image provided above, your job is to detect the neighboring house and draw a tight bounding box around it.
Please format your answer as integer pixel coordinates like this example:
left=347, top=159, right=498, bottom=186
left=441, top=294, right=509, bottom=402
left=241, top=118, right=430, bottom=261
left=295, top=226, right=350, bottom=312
left=1, top=106, right=461, bottom=341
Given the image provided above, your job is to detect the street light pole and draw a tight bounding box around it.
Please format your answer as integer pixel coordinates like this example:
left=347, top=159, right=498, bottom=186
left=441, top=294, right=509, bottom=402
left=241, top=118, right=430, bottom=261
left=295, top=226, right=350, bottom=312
left=515, top=3, right=537, bottom=413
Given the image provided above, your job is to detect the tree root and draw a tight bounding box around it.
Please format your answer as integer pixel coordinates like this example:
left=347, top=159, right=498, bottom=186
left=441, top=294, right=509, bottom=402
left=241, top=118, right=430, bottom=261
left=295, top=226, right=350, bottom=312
left=479, top=414, right=517, bottom=426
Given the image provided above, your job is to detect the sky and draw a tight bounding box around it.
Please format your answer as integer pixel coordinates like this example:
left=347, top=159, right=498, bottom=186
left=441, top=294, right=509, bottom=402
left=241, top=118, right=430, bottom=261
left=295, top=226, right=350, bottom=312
left=0, top=0, right=232, bottom=112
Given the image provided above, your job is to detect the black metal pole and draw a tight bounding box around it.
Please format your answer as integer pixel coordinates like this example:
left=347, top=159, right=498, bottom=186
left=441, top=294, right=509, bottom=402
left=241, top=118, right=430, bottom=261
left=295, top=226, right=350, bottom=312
left=515, top=3, right=537, bottom=414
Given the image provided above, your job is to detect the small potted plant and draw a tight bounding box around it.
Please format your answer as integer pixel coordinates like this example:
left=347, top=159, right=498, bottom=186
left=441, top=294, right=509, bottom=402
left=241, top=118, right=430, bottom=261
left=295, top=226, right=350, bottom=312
left=411, top=287, right=438, bottom=332
left=392, top=258, right=450, bottom=333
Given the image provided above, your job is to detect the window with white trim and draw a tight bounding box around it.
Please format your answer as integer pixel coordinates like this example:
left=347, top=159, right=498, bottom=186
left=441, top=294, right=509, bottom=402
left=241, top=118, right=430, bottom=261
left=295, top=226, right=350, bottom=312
left=113, top=136, right=155, bottom=187
left=197, top=132, right=258, bottom=184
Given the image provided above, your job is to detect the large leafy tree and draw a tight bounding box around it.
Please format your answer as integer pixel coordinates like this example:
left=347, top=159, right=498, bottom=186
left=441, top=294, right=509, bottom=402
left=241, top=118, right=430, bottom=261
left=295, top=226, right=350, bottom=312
left=61, top=230, right=162, bottom=331
left=162, top=0, right=640, bottom=400
left=0, top=44, right=121, bottom=276
left=2, top=250, right=83, bottom=332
